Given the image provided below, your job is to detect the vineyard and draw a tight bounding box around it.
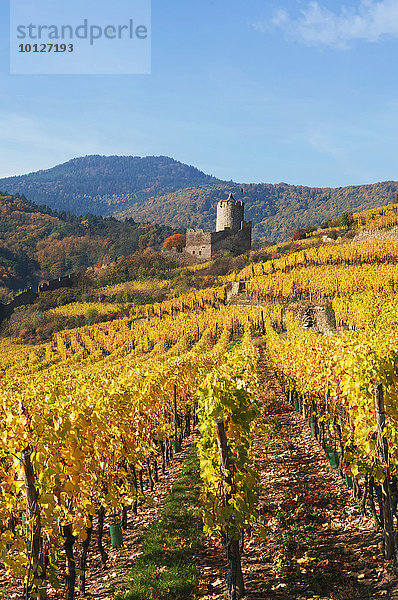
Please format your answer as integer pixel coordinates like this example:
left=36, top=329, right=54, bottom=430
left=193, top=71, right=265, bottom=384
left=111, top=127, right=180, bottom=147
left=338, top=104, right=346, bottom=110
left=3, top=207, right=398, bottom=599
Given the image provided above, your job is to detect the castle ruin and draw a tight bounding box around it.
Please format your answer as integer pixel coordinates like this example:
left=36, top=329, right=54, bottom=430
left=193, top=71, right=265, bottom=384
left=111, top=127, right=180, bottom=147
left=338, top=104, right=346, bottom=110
left=184, top=193, right=252, bottom=262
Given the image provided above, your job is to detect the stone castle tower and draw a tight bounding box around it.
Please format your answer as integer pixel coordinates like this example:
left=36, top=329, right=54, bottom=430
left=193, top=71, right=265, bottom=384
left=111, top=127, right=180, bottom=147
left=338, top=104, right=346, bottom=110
left=216, top=193, right=245, bottom=232
left=163, top=192, right=252, bottom=263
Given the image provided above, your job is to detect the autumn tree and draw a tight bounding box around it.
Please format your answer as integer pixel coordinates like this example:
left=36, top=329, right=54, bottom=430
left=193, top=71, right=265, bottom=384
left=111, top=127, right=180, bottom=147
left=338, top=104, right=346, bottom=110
left=338, top=211, right=354, bottom=227
left=292, top=229, right=306, bottom=241
left=163, top=234, right=186, bottom=251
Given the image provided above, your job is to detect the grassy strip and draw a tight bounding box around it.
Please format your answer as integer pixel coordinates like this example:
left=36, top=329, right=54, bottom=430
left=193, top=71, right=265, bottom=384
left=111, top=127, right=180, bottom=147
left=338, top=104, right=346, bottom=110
left=117, top=447, right=202, bottom=600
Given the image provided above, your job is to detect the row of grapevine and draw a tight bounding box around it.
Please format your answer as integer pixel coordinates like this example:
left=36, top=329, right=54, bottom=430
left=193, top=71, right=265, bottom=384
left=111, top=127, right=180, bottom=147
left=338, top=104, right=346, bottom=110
left=0, top=299, right=265, bottom=598
left=265, top=314, right=398, bottom=559
left=245, top=262, right=398, bottom=302
left=197, top=329, right=260, bottom=598
left=228, top=239, right=398, bottom=284
left=332, top=291, right=398, bottom=331
left=0, top=329, right=225, bottom=595
left=354, top=202, right=398, bottom=231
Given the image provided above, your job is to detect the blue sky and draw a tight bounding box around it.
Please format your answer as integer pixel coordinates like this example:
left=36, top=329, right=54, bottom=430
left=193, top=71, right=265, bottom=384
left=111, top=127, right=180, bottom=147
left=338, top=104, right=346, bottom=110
left=1, top=0, right=398, bottom=187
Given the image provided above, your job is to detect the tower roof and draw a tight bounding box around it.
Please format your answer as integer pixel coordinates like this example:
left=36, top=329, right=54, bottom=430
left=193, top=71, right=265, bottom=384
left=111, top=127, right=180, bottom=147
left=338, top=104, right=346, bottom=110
left=218, top=192, right=239, bottom=205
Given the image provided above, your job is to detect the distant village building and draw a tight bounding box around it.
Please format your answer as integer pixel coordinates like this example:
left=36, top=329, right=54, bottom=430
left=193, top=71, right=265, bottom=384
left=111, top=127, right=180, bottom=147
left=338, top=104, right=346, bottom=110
left=182, top=193, right=252, bottom=263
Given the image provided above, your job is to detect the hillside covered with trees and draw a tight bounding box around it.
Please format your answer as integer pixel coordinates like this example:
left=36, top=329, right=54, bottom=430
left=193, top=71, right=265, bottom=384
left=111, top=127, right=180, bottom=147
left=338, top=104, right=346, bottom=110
left=118, top=180, right=398, bottom=241
left=0, top=193, right=175, bottom=301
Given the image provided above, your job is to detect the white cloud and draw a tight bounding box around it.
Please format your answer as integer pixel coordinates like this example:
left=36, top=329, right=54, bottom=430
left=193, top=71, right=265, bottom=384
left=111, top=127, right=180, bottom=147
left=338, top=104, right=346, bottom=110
left=254, top=0, right=398, bottom=49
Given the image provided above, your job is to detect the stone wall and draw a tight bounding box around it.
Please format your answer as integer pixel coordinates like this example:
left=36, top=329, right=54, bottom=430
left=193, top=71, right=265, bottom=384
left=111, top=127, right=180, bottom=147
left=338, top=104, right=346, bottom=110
left=353, top=226, right=398, bottom=243
left=38, top=272, right=78, bottom=293
left=211, top=225, right=251, bottom=256
left=0, top=288, right=38, bottom=321
left=184, top=222, right=252, bottom=263
left=185, top=229, right=212, bottom=260
left=160, top=246, right=187, bottom=265
left=0, top=271, right=82, bottom=323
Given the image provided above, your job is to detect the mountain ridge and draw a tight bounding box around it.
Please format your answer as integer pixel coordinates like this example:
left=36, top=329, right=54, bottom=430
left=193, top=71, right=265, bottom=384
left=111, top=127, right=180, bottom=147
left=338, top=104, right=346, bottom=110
left=0, top=155, right=219, bottom=217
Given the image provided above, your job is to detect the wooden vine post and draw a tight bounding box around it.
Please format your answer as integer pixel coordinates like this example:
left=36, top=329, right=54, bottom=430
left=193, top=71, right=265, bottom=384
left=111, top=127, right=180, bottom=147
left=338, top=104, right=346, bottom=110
left=173, top=384, right=178, bottom=441
left=97, top=506, right=108, bottom=566
left=374, top=382, right=396, bottom=561
left=214, top=418, right=245, bottom=600
left=79, top=524, right=93, bottom=595
left=21, top=447, right=45, bottom=600
left=62, top=524, right=76, bottom=600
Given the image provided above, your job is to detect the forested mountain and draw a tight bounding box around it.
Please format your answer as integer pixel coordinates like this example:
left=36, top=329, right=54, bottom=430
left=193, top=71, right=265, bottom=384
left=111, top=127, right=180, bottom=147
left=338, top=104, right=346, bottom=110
left=0, top=194, right=175, bottom=301
left=1, top=155, right=397, bottom=241
left=0, top=155, right=219, bottom=216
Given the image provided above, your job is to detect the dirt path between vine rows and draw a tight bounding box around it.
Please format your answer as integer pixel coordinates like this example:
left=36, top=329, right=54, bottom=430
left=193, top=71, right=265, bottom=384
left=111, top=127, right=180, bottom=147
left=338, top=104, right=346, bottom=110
left=195, top=343, right=398, bottom=600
